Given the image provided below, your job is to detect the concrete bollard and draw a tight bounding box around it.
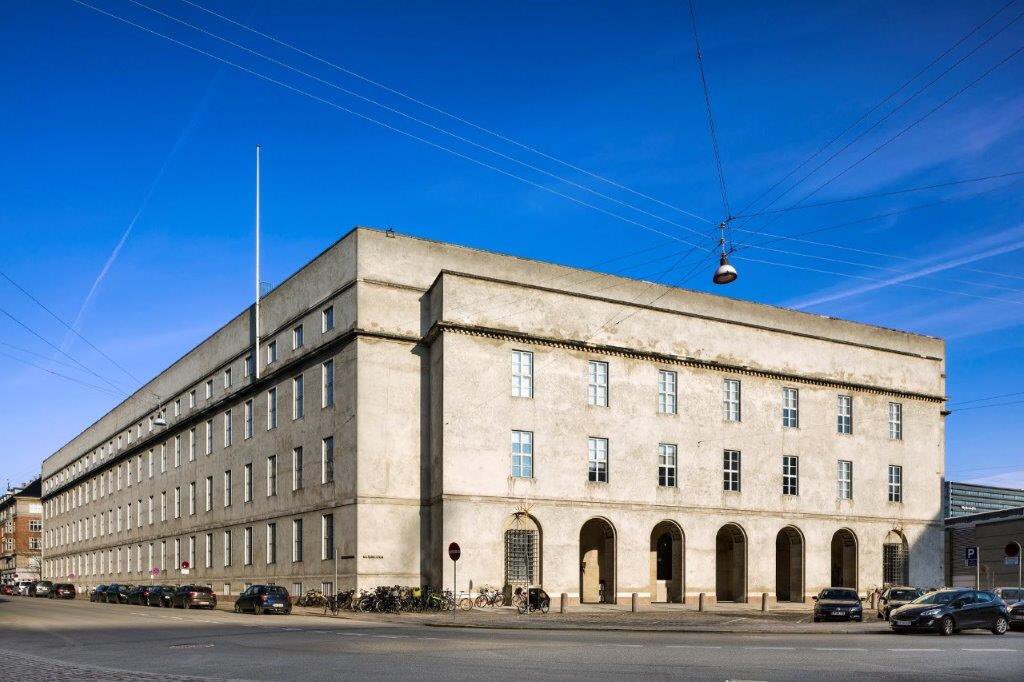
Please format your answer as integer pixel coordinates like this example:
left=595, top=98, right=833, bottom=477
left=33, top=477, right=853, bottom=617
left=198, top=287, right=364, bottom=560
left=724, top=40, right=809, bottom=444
left=869, top=592, right=876, bottom=610
left=560, top=593, right=568, bottom=614
left=698, top=592, right=706, bottom=612
left=761, top=592, right=769, bottom=612
left=631, top=593, right=639, bottom=613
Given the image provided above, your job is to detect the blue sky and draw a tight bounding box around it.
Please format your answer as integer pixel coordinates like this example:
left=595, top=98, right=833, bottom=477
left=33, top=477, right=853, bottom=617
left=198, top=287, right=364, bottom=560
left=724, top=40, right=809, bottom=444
left=1, top=0, right=1022, bottom=488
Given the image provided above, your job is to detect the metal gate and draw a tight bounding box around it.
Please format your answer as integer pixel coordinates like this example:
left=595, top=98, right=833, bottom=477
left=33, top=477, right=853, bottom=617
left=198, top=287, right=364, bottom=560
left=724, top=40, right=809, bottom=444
left=504, top=529, right=539, bottom=586
left=883, top=542, right=909, bottom=585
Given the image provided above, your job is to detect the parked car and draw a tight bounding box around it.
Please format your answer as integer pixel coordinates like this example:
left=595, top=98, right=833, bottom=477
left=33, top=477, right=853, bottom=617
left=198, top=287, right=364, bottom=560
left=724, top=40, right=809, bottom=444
left=1009, top=600, right=1024, bottom=630
left=104, top=584, right=132, bottom=604
left=234, top=585, right=292, bottom=615
left=890, top=588, right=1010, bottom=635
left=127, top=585, right=159, bottom=605
left=812, top=587, right=864, bottom=622
left=0, top=584, right=13, bottom=596
left=992, top=587, right=1024, bottom=604
left=32, top=581, right=54, bottom=598
left=25, top=582, right=41, bottom=597
left=876, top=586, right=923, bottom=620
left=170, top=585, right=217, bottom=610
left=146, top=585, right=176, bottom=607
left=89, top=585, right=108, bottom=602
left=49, top=583, right=76, bottom=599
left=17, top=581, right=34, bottom=596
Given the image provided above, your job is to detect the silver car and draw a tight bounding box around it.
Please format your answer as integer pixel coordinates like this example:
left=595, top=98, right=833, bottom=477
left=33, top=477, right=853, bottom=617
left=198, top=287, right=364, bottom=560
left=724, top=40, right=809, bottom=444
left=877, top=586, right=923, bottom=620
left=33, top=581, right=53, bottom=597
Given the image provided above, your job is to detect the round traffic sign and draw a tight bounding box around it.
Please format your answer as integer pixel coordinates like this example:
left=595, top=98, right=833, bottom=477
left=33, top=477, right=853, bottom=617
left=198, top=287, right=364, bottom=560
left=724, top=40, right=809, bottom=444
left=448, top=542, right=461, bottom=562
left=1006, top=542, right=1021, bottom=558
left=181, top=561, right=190, bottom=569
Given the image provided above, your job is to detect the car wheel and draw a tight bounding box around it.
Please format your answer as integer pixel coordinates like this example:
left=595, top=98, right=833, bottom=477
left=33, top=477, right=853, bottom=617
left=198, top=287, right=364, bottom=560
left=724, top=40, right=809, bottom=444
left=992, top=617, right=1008, bottom=635
left=234, top=604, right=241, bottom=613
left=939, top=616, right=955, bottom=636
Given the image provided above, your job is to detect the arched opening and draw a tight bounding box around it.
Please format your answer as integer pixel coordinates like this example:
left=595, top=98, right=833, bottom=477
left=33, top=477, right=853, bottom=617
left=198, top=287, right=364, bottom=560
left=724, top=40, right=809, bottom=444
left=503, top=513, right=541, bottom=589
left=649, top=521, right=684, bottom=603
left=830, top=528, right=858, bottom=589
left=580, top=517, right=616, bottom=604
left=775, top=525, right=804, bottom=602
left=882, top=529, right=909, bottom=586
left=715, top=523, right=747, bottom=603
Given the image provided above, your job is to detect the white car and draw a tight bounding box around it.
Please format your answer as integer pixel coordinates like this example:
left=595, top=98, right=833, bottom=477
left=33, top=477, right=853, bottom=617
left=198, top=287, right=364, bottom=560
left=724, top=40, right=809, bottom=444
left=16, top=581, right=34, bottom=596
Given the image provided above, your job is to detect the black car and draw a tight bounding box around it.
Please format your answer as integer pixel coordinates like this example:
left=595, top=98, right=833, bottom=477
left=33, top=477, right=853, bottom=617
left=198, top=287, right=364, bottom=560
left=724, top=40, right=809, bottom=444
left=146, top=585, right=176, bottom=607
left=890, top=588, right=1010, bottom=635
left=126, top=585, right=158, bottom=605
left=234, top=585, right=292, bottom=615
left=1008, top=600, right=1024, bottom=631
left=104, top=584, right=132, bottom=604
left=89, top=585, right=109, bottom=602
left=877, top=586, right=923, bottom=620
left=49, top=583, right=76, bottom=599
left=32, top=581, right=54, bottom=598
left=812, top=587, right=864, bottom=622
left=170, top=585, right=217, bottom=610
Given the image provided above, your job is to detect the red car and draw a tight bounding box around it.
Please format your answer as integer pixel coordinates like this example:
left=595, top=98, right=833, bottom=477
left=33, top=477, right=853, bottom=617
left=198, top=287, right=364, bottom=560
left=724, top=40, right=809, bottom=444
left=0, top=584, right=13, bottom=596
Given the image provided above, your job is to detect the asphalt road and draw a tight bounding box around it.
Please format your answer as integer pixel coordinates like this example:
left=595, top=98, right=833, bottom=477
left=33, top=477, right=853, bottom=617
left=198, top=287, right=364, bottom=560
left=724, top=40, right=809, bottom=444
left=1, top=596, right=1021, bottom=680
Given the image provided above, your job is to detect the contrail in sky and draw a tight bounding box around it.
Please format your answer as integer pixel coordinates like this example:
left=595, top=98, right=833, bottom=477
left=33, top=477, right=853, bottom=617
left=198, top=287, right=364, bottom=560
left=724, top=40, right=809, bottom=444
left=60, top=68, right=225, bottom=362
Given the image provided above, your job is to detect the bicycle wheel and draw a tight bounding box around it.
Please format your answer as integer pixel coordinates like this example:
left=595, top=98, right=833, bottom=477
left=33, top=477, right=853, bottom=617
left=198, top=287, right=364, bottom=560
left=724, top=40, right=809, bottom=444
left=458, top=597, right=473, bottom=611
left=474, top=595, right=488, bottom=609
left=517, top=601, right=528, bottom=615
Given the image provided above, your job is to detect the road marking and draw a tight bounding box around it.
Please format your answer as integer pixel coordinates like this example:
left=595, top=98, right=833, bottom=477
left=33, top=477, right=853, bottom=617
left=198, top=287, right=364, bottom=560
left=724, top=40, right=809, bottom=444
left=960, top=648, right=1018, bottom=652
left=282, top=628, right=304, bottom=631
left=888, top=648, right=941, bottom=652
left=813, top=647, right=866, bottom=651
left=606, top=644, right=643, bottom=648
left=376, top=635, right=407, bottom=639
left=336, top=632, right=367, bottom=636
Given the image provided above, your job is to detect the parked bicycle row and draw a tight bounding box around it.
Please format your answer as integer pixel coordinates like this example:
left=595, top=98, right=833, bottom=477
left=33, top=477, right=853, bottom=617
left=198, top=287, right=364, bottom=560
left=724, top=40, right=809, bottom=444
left=299, top=584, right=551, bottom=615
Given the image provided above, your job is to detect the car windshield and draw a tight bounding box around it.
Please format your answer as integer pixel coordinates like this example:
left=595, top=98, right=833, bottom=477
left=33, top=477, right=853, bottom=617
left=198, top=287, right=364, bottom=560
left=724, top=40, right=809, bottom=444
left=889, top=589, right=920, bottom=600
left=912, top=590, right=960, bottom=605
left=820, top=589, right=858, bottom=600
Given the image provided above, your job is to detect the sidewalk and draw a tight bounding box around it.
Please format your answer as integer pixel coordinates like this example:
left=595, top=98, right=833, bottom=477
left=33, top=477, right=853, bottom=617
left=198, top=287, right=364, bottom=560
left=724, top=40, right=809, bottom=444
left=222, top=600, right=891, bottom=635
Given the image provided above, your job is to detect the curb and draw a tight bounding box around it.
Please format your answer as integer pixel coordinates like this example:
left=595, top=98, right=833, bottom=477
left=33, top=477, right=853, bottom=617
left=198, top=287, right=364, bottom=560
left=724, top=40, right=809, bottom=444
left=419, top=622, right=892, bottom=635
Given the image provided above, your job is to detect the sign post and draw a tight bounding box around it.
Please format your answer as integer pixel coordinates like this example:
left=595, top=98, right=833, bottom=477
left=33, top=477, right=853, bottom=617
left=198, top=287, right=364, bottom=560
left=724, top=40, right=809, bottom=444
left=1005, top=542, right=1022, bottom=594
left=181, top=560, right=190, bottom=577
left=448, top=542, right=461, bottom=618
left=965, top=546, right=979, bottom=589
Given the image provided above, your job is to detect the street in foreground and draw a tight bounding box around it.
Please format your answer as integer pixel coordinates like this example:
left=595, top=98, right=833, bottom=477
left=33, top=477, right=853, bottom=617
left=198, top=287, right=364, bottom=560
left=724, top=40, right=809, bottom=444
left=2, top=596, right=1022, bottom=680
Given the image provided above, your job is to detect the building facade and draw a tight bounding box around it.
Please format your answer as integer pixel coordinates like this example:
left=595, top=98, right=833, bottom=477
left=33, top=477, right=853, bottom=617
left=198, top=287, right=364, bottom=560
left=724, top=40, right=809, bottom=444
left=1, top=478, right=43, bottom=584
left=41, top=228, right=946, bottom=603
left=945, top=507, right=1024, bottom=590
left=944, top=480, right=1024, bottom=519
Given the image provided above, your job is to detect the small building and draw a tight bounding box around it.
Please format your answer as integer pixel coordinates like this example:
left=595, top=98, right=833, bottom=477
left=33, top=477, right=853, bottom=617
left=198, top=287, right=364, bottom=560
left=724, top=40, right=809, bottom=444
left=944, top=480, right=1024, bottom=519
left=0, top=477, right=43, bottom=584
left=945, top=507, right=1024, bottom=590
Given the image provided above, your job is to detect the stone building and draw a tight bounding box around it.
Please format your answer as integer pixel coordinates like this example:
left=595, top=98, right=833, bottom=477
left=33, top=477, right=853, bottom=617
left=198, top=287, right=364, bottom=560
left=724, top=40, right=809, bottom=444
left=1, top=477, right=43, bottom=584
left=41, top=227, right=945, bottom=603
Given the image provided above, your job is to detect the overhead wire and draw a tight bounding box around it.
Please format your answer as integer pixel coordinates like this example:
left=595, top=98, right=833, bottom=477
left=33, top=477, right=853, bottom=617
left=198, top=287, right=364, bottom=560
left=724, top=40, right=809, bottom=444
left=687, top=0, right=731, bottom=218
left=0, top=349, right=125, bottom=399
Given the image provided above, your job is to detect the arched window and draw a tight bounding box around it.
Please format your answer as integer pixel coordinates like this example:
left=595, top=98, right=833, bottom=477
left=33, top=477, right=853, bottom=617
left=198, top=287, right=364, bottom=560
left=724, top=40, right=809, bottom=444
left=883, top=530, right=909, bottom=585
left=504, top=513, right=541, bottom=587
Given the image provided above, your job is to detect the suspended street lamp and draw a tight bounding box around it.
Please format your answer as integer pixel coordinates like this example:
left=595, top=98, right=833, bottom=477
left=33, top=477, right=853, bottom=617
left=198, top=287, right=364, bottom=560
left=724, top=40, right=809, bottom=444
left=712, top=221, right=737, bottom=285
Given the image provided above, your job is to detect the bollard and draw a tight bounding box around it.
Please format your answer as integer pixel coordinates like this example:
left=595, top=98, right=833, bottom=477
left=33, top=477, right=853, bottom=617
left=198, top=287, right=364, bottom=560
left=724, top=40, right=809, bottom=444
left=560, top=593, right=568, bottom=614
left=698, top=592, right=706, bottom=612
left=761, top=592, right=769, bottom=612
left=869, top=592, right=876, bottom=610
left=631, top=592, right=639, bottom=613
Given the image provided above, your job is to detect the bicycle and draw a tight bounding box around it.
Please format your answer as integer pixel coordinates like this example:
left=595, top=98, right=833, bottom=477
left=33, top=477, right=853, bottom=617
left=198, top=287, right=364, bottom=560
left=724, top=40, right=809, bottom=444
left=474, top=586, right=503, bottom=608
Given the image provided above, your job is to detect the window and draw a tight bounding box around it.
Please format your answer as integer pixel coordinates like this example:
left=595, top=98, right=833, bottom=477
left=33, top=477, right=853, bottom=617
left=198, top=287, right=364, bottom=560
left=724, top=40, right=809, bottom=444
left=293, top=324, right=304, bottom=349
left=838, top=460, right=853, bottom=500
left=189, top=389, right=196, bottom=408
left=174, top=538, right=180, bottom=571
left=174, top=435, right=181, bottom=468
left=723, top=450, right=741, bottom=492
left=224, top=367, right=232, bottom=389
left=173, top=487, right=181, bottom=519
left=148, top=496, right=154, bottom=524
left=587, top=361, right=608, bottom=406
left=293, top=376, right=304, bottom=419
left=188, top=482, right=196, bottom=516
left=204, top=379, right=212, bottom=400
left=658, top=443, right=677, bottom=487
left=322, top=305, right=334, bottom=332
left=244, top=400, right=253, bottom=439
left=160, top=444, right=166, bottom=473
left=511, top=430, right=533, bottom=478
left=267, top=340, right=277, bottom=364
left=223, top=470, right=232, bottom=507
left=783, top=455, right=799, bottom=496
left=587, top=437, right=608, bottom=483
left=723, top=379, right=741, bottom=421
left=244, top=355, right=253, bottom=378
left=658, top=370, right=677, bottom=414
left=188, top=536, right=196, bottom=570
left=224, top=410, right=233, bottom=447
left=782, top=388, right=799, bottom=428
left=267, top=388, right=278, bottom=430
left=837, top=395, right=853, bottom=434
left=223, top=530, right=231, bottom=567
left=322, top=437, right=334, bottom=484
left=266, top=523, right=277, bottom=564
left=205, top=419, right=213, bottom=454
left=267, top=456, right=278, bottom=497
left=511, top=350, right=534, bottom=398
left=160, top=491, right=166, bottom=522
left=889, top=402, right=903, bottom=440
left=888, top=465, right=903, bottom=502
left=189, top=428, right=196, bottom=461
left=205, top=476, right=213, bottom=511
left=243, top=527, right=253, bottom=566
left=244, top=463, right=253, bottom=502
left=321, top=514, right=334, bottom=560
left=173, top=399, right=181, bottom=417
left=292, top=519, right=303, bottom=562
left=292, top=447, right=303, bottom=491
left=205, top=533, right=213, bottom=568
left=322, top=360, right=334, bottom=407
